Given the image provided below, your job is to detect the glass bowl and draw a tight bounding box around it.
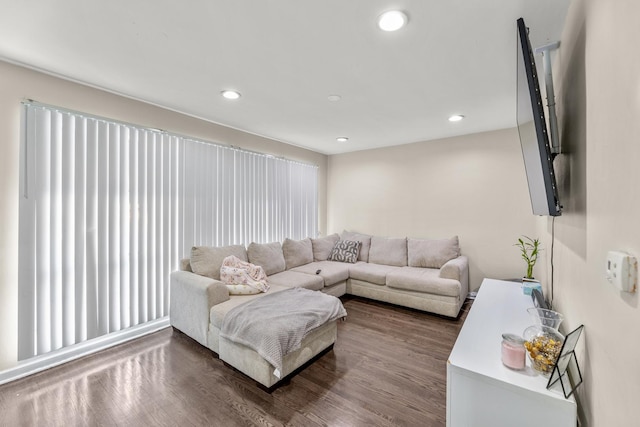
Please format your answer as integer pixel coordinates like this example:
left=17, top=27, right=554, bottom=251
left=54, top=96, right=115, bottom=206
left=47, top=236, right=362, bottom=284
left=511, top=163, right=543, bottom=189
left=527, top=307, right=564, bottom=330
left=523, top=325, right=564, bottom=375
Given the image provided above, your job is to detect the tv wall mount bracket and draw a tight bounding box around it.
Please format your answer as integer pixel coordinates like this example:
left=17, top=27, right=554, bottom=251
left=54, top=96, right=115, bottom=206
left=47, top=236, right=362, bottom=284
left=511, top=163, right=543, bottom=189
left=534, top=41, right=561, bottom=156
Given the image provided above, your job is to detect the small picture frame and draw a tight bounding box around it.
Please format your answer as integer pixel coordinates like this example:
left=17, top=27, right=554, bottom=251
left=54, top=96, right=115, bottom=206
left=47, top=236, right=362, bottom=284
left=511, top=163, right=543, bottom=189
left=547, top=324, right=584, bottom=398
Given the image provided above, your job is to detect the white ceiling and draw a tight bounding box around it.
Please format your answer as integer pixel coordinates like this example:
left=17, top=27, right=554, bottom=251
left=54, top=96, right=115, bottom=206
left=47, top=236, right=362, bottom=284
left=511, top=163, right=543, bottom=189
left=0, top=0, right=570, bottom=155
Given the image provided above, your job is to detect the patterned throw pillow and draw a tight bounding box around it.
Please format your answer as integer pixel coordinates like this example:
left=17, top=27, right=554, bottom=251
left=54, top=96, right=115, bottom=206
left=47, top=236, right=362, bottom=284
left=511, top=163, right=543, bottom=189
left=328, top=240, right=361, bottom=263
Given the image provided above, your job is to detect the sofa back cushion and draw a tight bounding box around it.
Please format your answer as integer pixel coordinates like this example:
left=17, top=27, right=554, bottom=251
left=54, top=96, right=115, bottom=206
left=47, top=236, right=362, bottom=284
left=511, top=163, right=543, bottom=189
left=247, top=242, right=286, bottom=276
left=282, top=237, right=314, bottom=269
left=311, top=233, right=340, bottom=261
left=190, top=245, right=248, bottom=280
left=408, top=236, right=460, bottom=269
left=368, top=236, right=408, bottom=267
left=341, top=230, right=372, bottom=262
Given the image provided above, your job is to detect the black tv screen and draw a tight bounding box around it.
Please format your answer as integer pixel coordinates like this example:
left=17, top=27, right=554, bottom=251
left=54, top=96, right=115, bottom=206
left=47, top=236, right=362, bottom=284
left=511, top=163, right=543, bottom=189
left=516, top=18, right=561, bottom=216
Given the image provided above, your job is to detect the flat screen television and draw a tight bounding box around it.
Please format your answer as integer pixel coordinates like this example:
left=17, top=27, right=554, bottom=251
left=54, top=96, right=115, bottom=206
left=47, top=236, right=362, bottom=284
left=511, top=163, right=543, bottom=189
left=516, top=17, right=561, bottom=216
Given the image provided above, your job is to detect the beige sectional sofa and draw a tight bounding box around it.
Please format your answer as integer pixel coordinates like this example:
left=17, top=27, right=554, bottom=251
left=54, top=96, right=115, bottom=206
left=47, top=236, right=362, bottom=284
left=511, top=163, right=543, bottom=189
left=170, top=231, right=469, bottom=388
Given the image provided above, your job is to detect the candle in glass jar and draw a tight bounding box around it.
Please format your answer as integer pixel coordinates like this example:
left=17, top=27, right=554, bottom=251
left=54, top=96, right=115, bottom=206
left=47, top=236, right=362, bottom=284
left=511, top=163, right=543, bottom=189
left=501, top=333, right=526, bottom=370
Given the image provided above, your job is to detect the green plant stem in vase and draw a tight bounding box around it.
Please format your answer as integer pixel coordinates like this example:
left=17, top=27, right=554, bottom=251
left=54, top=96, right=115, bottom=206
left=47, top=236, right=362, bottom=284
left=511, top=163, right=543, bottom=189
left=515, top=236, right=540, bottom=280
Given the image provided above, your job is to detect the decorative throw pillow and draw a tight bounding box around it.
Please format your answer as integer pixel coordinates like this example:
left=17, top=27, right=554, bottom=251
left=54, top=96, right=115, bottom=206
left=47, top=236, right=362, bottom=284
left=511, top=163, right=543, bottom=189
left=341, top=230, right=372, bottom=262
left=408, top=236, right=460, bottom=269
left=328, top=240, right=361, bottom=263
left=311, top=233, right=340, bottom=261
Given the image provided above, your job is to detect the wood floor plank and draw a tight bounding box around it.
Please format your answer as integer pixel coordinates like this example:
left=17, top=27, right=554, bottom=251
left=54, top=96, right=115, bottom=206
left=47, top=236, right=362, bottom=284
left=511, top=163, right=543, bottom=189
left=0, top=296, right=470, bottom=427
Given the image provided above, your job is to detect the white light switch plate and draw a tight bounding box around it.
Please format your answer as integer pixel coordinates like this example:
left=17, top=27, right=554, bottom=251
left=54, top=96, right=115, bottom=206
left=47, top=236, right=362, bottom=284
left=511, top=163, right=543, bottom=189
left=606, top=251, right=637, bottom=293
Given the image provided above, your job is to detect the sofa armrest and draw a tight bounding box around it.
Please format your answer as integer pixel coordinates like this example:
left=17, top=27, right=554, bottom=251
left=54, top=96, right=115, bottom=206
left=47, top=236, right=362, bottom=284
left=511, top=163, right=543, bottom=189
left=440, top=256, right=469, bottom=299
left=170, top=271, right=230, bottom=347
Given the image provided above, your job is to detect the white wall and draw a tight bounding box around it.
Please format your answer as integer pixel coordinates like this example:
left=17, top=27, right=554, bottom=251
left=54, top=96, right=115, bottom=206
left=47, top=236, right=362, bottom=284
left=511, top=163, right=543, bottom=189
left=0, top=60, right=328, bottom=370
left=327, top=128, right=538, bottom=291
left=536, top=1, right=640, bottom=425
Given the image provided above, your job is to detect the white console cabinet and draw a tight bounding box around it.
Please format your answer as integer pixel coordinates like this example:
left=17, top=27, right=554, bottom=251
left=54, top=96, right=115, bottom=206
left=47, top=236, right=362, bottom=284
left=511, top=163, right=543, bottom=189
left=446, top=279, right=576, bottom=426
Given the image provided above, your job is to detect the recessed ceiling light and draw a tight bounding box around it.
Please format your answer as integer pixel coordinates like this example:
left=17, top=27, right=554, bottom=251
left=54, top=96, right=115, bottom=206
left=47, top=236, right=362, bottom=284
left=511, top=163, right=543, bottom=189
left=448, top=115, right=465, bottom=122
left=221, top=90, right=241, bottom=100
left=336, top=137, right=349, bottom=142
left=378, top=10, right=408, bottom=32
left=328, top=94, right=342, bottom=102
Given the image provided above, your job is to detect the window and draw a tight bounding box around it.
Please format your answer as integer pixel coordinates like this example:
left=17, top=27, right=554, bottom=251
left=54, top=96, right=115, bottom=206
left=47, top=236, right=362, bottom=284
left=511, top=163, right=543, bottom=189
left=18, top=102, right=318, bottom=359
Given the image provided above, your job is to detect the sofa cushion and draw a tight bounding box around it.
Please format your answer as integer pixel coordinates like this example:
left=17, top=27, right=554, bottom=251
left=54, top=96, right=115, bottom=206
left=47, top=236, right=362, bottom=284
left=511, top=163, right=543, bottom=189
left=267, top=270, right=325, bottom=291
left=328, top=240, right=361, bottom=263
left=311, top=233, right=340, bottom=261
left=247, top=242, right=286, bottom=276
left=190, top=245, right=247, bottom=280
left=368, top=236, right=408, bottom=267
left=408, top=236, right=460, bottom=269
left=341, top=230, right=372, bottom=262
left=282, top=237, right=314, bottom=270
left=348, top=262, right=404, bottom=286
left=386, top=267, right=461, bottom=297
left=291, top=260, right=351, bottom=287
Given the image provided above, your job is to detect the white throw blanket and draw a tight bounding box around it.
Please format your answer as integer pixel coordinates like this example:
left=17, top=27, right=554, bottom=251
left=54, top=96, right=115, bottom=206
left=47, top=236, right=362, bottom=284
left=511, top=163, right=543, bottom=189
left=219, top=287, right=347, bottom=378
left=220, top=255, right=269, bottom=294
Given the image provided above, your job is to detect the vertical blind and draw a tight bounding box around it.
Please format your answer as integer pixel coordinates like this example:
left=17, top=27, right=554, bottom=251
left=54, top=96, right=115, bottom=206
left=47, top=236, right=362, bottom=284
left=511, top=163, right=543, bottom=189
left=18, top=102, right=318, bottom=360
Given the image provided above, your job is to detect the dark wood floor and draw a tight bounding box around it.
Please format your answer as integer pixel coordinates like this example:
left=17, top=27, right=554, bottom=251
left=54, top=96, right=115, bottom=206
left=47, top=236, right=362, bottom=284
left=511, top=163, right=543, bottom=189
left=0, top=296, right=471, bottom=427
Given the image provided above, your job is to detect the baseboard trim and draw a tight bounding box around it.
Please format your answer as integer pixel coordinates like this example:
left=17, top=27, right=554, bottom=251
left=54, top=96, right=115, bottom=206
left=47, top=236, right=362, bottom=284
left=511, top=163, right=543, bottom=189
left=0, top=317, right=170, bottom=385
